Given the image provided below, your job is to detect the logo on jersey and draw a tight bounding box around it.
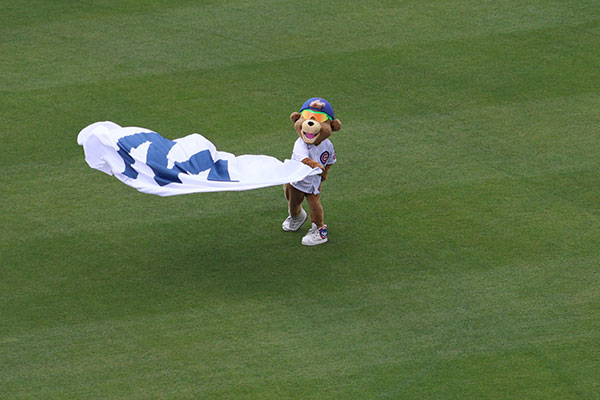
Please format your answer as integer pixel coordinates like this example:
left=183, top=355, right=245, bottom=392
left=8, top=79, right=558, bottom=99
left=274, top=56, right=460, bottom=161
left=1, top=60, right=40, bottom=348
left=320, top=151, right=330, bottom=165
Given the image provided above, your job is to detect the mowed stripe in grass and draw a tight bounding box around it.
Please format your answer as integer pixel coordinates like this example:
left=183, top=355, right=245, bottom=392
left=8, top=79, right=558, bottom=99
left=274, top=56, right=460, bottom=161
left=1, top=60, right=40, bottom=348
left=2, top=0, right=599, bottom=398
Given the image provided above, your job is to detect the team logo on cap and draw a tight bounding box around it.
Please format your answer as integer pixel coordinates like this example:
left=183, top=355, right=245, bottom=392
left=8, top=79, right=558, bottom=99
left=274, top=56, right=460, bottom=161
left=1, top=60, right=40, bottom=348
left=320, top=151, right=330, bottom=164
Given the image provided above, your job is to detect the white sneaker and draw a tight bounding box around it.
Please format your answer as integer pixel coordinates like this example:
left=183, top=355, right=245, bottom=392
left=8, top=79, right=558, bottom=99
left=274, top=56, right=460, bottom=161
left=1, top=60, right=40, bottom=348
left=282, top=208, right=307, bottom=232
left=301, top=223, right=328, bottom=246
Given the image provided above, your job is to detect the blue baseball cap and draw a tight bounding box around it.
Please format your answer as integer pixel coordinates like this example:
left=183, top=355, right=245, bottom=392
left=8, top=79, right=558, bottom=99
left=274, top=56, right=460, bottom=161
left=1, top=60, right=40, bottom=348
left=300, top=97, right=335, bottom=120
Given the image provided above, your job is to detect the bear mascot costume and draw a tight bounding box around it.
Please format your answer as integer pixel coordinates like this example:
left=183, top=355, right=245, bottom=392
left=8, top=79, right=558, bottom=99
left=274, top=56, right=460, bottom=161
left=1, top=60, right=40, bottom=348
left=282, top=97, right=342, bottom=246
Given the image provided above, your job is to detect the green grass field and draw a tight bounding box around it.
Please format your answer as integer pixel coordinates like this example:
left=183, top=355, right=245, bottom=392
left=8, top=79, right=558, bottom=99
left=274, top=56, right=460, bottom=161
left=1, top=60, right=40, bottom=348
left=2, top=0, right=599, bottom=398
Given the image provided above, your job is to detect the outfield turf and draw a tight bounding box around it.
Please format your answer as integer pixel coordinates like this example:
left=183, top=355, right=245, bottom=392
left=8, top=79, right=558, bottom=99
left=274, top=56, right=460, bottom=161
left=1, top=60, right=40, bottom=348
left=1, top=0, right=599, bottom=398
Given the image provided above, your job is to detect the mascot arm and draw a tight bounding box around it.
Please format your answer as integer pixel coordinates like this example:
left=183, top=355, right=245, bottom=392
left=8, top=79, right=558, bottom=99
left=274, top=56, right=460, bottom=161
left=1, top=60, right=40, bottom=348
left=321, top=164, right=332, bottom=181
left=301, top=158, right=331, bottom=180
left=301, top=157, right=325, bottom=171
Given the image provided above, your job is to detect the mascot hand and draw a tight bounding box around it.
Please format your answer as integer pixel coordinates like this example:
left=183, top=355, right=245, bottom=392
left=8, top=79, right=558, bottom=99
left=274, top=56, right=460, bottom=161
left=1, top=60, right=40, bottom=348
left=302, top=157, right=324, bottom=171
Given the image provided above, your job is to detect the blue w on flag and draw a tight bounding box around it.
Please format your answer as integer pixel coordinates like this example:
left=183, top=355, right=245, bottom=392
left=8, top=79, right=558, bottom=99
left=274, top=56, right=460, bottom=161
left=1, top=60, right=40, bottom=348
left=77, top=121, right=321, bottom=196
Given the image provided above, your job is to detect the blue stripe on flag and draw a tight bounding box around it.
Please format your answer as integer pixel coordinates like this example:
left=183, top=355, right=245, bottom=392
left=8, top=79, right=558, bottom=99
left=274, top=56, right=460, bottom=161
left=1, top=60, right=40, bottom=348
left=117, top=132, right=232, bottom=186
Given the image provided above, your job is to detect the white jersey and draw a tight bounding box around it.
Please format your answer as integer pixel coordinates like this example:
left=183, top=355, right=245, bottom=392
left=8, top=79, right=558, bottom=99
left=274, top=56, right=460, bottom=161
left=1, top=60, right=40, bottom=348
left=290, top=137, right=336, bottom=194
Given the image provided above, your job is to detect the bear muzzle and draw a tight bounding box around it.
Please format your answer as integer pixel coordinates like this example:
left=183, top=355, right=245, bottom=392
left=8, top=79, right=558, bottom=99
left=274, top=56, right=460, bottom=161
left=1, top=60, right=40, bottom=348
left=301, top=119, right=321, bottom=143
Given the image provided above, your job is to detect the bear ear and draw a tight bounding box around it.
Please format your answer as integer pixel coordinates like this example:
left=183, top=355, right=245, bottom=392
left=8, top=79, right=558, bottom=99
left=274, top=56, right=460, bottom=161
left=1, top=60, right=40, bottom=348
left=290, top=112, right=301, bottom=122
left=331, top=119, right=342, bottom=131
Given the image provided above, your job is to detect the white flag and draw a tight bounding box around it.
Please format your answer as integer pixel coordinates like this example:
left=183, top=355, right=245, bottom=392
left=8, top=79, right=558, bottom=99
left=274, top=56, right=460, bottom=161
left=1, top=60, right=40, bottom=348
left=77, top=121, right=321, bottom=196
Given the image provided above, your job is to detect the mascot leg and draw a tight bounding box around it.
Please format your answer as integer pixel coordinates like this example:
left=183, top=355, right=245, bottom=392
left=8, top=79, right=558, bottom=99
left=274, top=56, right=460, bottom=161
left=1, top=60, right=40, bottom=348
left=282, top=184, right=308, bottom=232
left=284, top=183, right=305, bottom=216
left=306, top=193, right=324, bottom=228
left=302, top=193, right=328, bottom=246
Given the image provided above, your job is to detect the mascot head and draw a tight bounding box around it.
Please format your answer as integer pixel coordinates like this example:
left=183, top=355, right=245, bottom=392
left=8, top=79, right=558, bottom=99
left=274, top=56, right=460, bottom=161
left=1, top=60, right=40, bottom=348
left=290, top=97, right=342, bottom=145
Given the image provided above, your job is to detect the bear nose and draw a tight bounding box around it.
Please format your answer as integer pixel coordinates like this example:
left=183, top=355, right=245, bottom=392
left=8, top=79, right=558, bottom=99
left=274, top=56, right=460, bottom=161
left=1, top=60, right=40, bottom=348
left=307, top=121, right=315, bottom=126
